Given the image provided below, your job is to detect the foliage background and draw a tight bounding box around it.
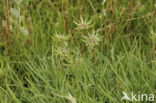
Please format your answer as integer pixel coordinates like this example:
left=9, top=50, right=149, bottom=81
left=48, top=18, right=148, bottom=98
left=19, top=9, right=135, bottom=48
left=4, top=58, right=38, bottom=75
left=0, top=0, right=156, bottom=103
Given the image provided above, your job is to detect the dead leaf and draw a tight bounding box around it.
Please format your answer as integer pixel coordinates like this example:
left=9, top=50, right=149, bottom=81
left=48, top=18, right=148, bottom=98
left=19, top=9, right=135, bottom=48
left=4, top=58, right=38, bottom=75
left=66, top=92, right=77, bottom=103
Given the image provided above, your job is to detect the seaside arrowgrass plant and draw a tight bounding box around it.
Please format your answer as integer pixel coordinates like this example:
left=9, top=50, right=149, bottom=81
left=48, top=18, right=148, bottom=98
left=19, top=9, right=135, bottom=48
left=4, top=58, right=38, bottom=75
left=83, top=31, right=102, bottom=65
left=53, top=33, right=70, bottom=45
left=53, top=33, right=70, bottom=71
left=83, top=31, right=102, bottom=52
left=74, top=16, right=95, bottom=56
left=74, top=16, right=94, bottom=30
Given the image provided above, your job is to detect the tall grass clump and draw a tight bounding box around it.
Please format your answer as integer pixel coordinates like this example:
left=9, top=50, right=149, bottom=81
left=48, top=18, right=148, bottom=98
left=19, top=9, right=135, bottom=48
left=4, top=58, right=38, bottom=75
left=0, top=0, right=156, bottom=103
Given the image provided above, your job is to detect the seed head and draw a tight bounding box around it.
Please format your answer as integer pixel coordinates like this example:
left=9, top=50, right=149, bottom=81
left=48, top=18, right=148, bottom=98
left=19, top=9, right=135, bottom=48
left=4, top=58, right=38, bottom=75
left=74, top=16, right=94, bottom=30
left=53, top=33, right=70, bottom=45
left=83, top=31, right=102, bottom=52
left=53, top=33, right=70, bottom=59
left=55, top=46, right=70, bottom=60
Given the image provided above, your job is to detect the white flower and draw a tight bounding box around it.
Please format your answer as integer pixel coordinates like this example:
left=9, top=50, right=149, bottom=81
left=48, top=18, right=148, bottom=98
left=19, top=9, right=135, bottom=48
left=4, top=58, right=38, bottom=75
left=10, top=8, right=20, bottom=19
left=20, top=27, right=29, bottom=36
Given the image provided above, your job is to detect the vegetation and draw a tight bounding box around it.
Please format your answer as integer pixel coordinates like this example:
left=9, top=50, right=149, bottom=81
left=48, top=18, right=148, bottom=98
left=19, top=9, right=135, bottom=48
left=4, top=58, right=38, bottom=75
left=0, top=0, right=156, bottom=103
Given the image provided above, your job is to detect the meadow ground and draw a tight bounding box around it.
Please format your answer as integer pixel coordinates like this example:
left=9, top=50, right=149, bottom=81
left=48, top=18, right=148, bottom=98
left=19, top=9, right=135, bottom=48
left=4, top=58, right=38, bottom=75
left=0, top=0, right=156, bottom=103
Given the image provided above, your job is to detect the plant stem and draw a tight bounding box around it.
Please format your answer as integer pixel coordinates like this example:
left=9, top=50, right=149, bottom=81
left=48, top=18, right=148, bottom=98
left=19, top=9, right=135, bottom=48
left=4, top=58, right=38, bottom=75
left=60, top=59, right=63, bottom=72
left=127, top=0, right=133, bottom=33
left=111, top=0, right=117, bottom=21
left=25, top=6, right=33, bottom=43
left=132, top=2, right=141, bottom=13
left=150, top=44, right=156, bottom=66
left=78, top=8, right=82, bottom=19
left=81, top=42, right=85, bottom=57
left=65, top=11, right=69, bottom=34
left=71, top=31, right=77, bottom=45
left=129, top=0, right=133, bottom=17
left=6, top=0, right=10, bottom=38
left=115, top=77, right=120, bottom=91
left=93, top=47, right=96, bottom=66
left=102, top=29, right=106, bottom=53
left=2, top=26, right=7, bottom=44
left=81, top=29, right=86, bottom=57
left=119, top=8, right=125, bottom=18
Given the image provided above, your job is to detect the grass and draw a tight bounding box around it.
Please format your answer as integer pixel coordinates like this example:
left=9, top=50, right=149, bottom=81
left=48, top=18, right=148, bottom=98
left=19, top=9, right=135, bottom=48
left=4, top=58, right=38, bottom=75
left=0, top=0, right=156, bottom=103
